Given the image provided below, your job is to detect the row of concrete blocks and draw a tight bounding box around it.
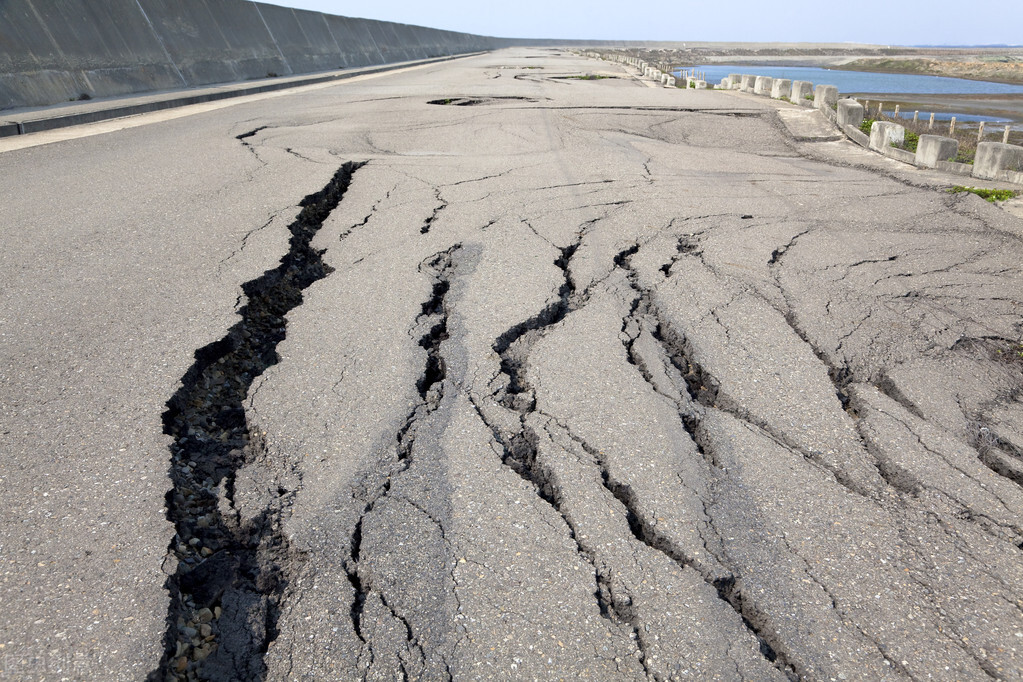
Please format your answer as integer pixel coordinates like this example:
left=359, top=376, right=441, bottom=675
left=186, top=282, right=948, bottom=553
left=594, top=54, right=1022, bottom=182
left=601, top=53, right=644, bottom=69
left=834, top=99, right=1023, bottom=182
left=596, top=53, right=713, bottom=89
left=641, top=66, right=679, bottom=88
left=721, top=73, right=838, bottom=111
left=725, top=72, right=1023, bottom=183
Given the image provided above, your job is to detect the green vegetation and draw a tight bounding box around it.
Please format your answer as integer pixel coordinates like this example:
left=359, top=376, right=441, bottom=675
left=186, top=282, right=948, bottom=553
left=689, top=81, right=696, bottom=88
left=860, top=118, right=875, bottom=134
left=992, top=340, right=1023, bottom=366
left=568, top=74, right=612, bottom=80
left=803, top=94, right=814, bottom=100
left=779, top=96, right=790, bottom=102
left=891, top=130, right=920, bottom=153
left=949, top=186, right=1018, bottom=202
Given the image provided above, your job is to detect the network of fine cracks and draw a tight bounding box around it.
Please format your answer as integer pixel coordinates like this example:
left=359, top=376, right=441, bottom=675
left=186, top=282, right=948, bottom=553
left=341, top=244, right=462, bottom=674
left=465, top=226, right=801, bottom=679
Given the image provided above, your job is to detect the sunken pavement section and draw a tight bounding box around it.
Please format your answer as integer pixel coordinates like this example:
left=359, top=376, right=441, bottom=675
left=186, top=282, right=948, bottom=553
left=1, top=49, right=1023, bottom=681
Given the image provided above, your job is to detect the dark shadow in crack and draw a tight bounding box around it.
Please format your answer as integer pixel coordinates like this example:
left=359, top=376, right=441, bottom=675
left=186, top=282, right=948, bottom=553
left=150, top=161, right=365, bottom=681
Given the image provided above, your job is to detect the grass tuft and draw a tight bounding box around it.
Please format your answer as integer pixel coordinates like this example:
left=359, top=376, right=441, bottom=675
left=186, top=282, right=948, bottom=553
left=949, top=186, right=1018, bottom=202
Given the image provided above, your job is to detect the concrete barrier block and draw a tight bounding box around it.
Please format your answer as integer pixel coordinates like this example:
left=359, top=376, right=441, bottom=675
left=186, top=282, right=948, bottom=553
left=771, top=78, right=792, bottom=99
left=836, top=99, right=863, bottom=128
left=728, top=74, right=741, bottom=87
left=869, top=121, right=905, bottom=151
left=915, top=135, right=959, bottom=169
left=883, top=146, right=916, bottom=164
left=814, top=84, right=839, bottom=111
left=753, top=76, right=773, bottom=96
left=935, top=160, right=975, bottom=176
left=696, top=80, right=709, bottom=89
left=719, top=77, right=730, bottom=89
left=973, top=142, right=1023, bottom=180
left=740, top=75, right=755, bottom=93
left=665, top=76, right=676, bottom=87
left=843, top=124, right=869, bottom=147
left=791, top=80, right=813, bottom=104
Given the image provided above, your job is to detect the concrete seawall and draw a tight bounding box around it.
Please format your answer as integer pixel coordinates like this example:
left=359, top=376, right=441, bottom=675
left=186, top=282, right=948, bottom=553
left=0, top=0, right=504, bottom=109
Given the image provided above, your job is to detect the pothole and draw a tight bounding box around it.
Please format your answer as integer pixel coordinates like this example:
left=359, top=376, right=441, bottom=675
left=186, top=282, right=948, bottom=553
left=427, top=96, right=538, bottom=106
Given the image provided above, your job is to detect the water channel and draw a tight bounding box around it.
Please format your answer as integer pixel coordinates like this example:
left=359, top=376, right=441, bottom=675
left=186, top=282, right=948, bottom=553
left=674, top=64, right=1023, bottom=123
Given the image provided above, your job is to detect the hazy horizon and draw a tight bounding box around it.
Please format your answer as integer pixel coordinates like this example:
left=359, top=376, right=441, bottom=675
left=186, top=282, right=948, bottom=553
left=266, top=0, right=1023, bottom=47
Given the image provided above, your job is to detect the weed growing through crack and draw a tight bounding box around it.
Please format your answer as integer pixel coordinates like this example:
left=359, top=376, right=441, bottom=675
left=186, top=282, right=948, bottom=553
left=949, top=186, right=1019, bottom=202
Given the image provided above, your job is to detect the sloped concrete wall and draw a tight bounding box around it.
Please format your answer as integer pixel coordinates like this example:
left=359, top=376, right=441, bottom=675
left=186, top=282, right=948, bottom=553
left=0, top=0, right=510, bottom=110
left=0, top=0, right=187, bottom=107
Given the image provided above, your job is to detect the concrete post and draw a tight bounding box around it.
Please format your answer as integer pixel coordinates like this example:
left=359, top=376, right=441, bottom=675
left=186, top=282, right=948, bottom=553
left=894, top=105, right=900, bottom=117
left=950, top=117, right=956, bottom=135
left=728, top=74, right=741, bottom=88
left=869, top=121, right=905, bottom=151
left=977, top=121, right=985, bottom=142
left=837, top=99, right=864, bottom=128
left=913, top=111, right=919, bottom=122
left=790, top=81, right=813, bottom=104
left=740, top=75, right=755, bottom=92
left=915, top=135, right=959, bottom=168
left=1006, top=126, right=1013, bottom=144
left=814, top=84, right=839, bottom=110
left=720, top=77, right=730, bottom=89
left=771, top=78, right=792, bottom=99
left=929, top=113, right=935, bottom=129
left=753, top=76, right=773, bottom=95
left=973, top=142, right=1023, bottom=180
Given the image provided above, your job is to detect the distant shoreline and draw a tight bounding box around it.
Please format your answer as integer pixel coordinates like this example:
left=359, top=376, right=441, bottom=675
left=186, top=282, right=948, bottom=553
left=832, top=59, right=1023, bottom=87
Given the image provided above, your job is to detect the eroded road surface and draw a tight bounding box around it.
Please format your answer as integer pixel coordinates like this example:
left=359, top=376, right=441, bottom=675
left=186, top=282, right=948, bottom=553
left=2, top=48, right=1023, bottom=681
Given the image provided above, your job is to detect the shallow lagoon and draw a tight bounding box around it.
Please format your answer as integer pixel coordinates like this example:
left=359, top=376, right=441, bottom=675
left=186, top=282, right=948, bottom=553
left=676, top=65, right=1023, bottom=123
left=683, top=65, right=1023, bottom=96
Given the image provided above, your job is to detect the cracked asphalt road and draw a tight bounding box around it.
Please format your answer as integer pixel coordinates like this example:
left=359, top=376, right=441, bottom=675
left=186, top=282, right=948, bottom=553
left=2, top=48, right=1023, bottom=680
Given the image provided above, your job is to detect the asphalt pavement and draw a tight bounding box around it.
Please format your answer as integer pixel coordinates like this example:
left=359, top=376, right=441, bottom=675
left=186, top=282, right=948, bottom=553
left=2, top=48, right=1022, bottom=681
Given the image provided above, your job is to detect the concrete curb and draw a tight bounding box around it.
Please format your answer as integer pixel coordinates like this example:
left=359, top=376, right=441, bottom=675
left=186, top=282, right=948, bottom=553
left=0, top=53, right=483, bottom=138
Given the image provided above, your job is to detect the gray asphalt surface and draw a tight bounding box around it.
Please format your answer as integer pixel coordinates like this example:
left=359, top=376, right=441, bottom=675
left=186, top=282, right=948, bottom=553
left=1, top=48, right=1022, bottom=681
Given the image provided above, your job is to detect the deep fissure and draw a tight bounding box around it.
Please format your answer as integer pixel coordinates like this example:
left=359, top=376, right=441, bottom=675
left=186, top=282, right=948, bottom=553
left=151, top=161, right=364, bottom=680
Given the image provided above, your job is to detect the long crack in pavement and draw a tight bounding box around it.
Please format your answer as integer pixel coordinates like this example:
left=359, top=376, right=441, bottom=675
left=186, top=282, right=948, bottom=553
left=153, top=162, right=364, bottom=680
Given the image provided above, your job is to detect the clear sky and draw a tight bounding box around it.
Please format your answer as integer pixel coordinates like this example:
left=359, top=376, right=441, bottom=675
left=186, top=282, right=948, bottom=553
left=268, top=0, right=1021, bottom=47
